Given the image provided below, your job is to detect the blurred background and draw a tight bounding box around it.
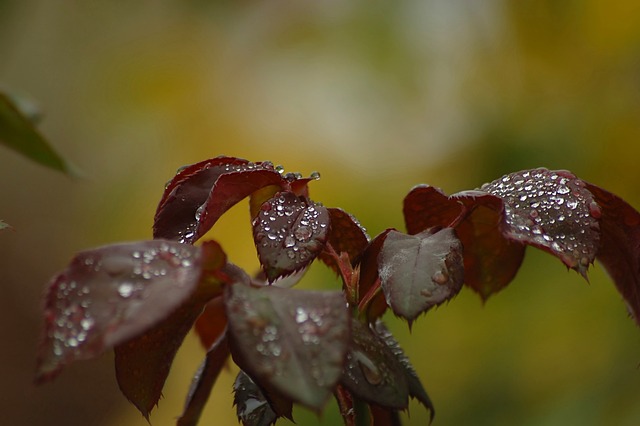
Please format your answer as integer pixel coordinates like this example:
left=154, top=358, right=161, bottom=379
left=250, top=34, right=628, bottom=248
left=2, top=1, right=640, bottom=425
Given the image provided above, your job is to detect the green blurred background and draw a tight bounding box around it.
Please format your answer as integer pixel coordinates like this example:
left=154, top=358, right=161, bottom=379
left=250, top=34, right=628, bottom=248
left=2, top=1, right=640, bottom=425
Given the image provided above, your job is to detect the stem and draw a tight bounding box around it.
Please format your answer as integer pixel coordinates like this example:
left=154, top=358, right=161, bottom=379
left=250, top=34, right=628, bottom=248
left=353, top=397, right=371, bottom=426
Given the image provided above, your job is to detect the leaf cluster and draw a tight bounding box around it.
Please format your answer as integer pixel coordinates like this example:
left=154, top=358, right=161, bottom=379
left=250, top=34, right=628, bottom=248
left=35, top=156, right=640, bottom=425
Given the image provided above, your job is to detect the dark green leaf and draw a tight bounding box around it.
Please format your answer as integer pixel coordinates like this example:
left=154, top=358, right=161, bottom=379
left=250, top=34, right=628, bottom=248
left=0, top=93, right=77, bottom=175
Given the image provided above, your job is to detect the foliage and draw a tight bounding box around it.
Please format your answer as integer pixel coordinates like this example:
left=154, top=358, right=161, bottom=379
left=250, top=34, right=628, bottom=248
left=35, top=156, right=640, bottom=425
left=0, top=92, right=78, bottom=176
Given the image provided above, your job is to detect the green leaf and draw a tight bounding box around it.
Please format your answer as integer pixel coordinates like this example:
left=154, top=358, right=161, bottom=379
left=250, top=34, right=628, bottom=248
left=0, top=93, right=78, bottom=176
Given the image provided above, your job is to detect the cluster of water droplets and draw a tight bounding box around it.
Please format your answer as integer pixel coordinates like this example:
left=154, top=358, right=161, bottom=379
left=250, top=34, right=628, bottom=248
left=253, top=192, right=329, bottom=274
left=480, top=168, right=601, bottom=268
left=44, top=242, right=197, bottom=367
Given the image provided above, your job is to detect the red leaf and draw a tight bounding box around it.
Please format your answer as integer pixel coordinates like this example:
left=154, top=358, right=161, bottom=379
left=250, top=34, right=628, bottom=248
left=584, top=183, right=640, bottom=325
left=154, top=156, right=285, bottom=243
left=226, top=284, right=350, bottom=411
left=35, top=240, right=211, bottom=383
left=177, top=331, right=230, bottom=426
left=378, top=228, right=464, bottom=323
left=253, top=192, right=330, bottom=282
left=481, top=168, right=600, bottom=277
left=404, top=185, right=525, bottom=299
left=319, top=208, right=370, bottom=274
left=193, top=296, right=227, bottom=349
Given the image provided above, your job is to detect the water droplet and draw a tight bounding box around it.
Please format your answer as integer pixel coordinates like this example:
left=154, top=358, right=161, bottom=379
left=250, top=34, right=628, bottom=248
left=294, top=226, right=312, bottom=242
left=118, top=282, right=135, bottom=298
left=432, top=270, right=449, bottom=285
left=284, top=235, right=296, bottom=248
left=310, top=171, right=321, bottom=180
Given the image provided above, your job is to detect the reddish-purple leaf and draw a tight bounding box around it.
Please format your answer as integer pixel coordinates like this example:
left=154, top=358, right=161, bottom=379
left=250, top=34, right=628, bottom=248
left=225, top=284, right=350, bottom=410
left=97, top=241, right=226, bottom=418
left=319, top=208, right=370, bottom=273
left=341, top=319, right=409, bottom=410
left=193, top=295, right=227, bottom=349
left=114, top=293, right=210, bottom=419
left=36, top=240, right=208, bottom=383
left=233, top=371, right=279, bottom=426
left=481, top=168, right=601, bottom=277
left=378, top=228, right=464, bottom=323
left=178, top=330, right=230, bottom=426
left=253, top=192, right=330, bottom=282
left=404, top=185, right=525, bottom=300
left=154, top=156, right=285, bottom=243
left=584, top=183, right=640, bottom=325
left=355, top=229, right=394, bottom=320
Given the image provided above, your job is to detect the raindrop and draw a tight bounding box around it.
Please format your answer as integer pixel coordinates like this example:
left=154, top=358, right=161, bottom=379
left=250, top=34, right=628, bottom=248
left=294, top=226, right=312, bottom=242
left=118, top=282, right=135, bottom=298
left=284, top=236, right=296, bottom=248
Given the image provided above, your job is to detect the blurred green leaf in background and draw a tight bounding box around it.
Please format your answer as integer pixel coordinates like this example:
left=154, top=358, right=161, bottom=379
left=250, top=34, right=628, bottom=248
left=0, top=91, right=77, bottom=176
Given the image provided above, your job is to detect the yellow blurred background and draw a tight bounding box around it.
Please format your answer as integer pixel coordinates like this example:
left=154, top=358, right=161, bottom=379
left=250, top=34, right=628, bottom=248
left=2, top=1, right=640, bottom=425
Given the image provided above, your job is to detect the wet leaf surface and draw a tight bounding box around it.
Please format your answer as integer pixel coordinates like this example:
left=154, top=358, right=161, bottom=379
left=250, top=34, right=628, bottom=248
left=341, top=319, right=409, bottom=409
left=253, top=192, right=330, bottom=282
left=234, top=371, right=279, bottom=426
left=35, top=240, right=209, bottom=383
left=355, top=230, right=393, bottom=320
left=0, top=93, right=78, bottom=175
left=585, top=183, right=640, bottom=325
left=225, top=284, right=350, bottom=410
left=154, top=156, right=285, bottom=243
left=113, top=242, right=229, bottom=418
left=378, top=228, right=464, bottom=322
left=178, top=330, right=230, bottom=426
left=481, top=168, right=600, bottom=276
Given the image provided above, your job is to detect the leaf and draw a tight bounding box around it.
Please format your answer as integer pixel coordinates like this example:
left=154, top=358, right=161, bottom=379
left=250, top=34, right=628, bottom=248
left=193, top=295, right=227, bottom=349
left=355, top=229, right=394, bottom=321
left=377, top=228, right=464, bottom=323
left=253, top=192, right=330, bottom=282
left=35, top=240, right=212, bottom=383
left=404, top=185, right=525, bottom=299
left=113, top=241, right=229, bottom=418
left=373, top=321, right=434, bottom=422
left=481, top=168, right=600, bottom=277
left=177, top=330, right=230, bottom=426
left=153, top=156, right=285, bottom=243
left=319, top=208, right=370, bottom=273
left=225, top=283, right=350, bottom=411
left=0, top=219, right=11, bottom=231
left=0, top=93, right=78, bottom=176
left=583, top=183, right=640, bottom=325
left=233, top=371, right=279, bottom=426
left=341, top=318, right=409, bottom=410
